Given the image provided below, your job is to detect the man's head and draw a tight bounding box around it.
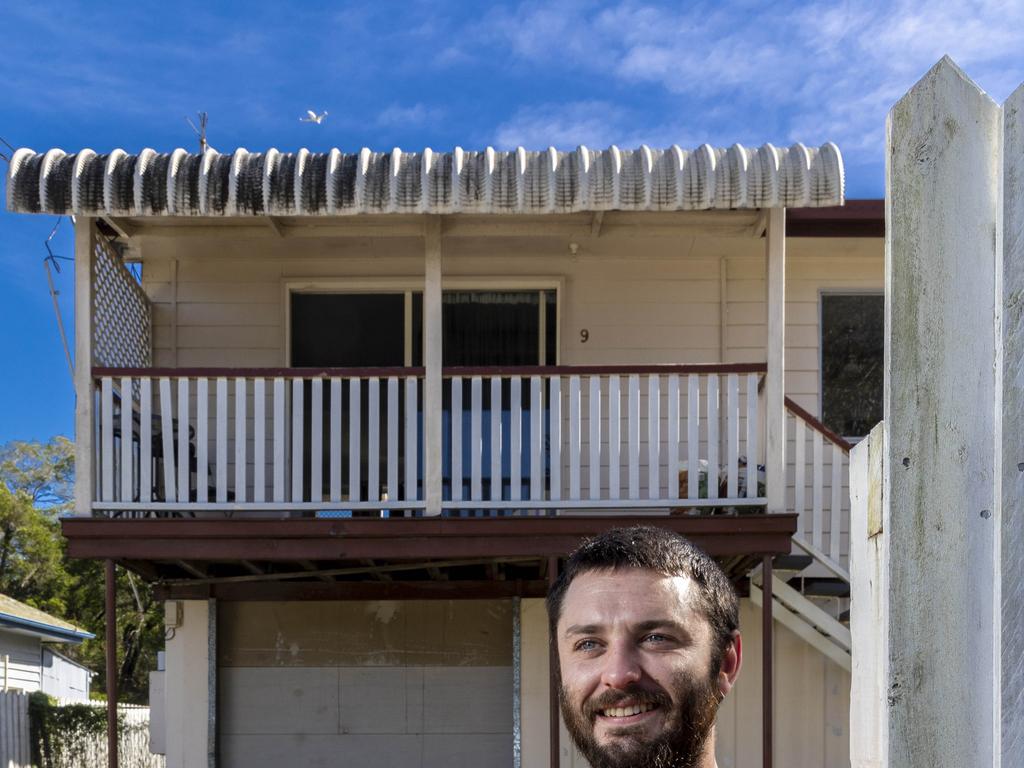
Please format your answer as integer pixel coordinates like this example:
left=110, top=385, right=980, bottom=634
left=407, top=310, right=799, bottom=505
left=547, top=526, right=742, bottom=768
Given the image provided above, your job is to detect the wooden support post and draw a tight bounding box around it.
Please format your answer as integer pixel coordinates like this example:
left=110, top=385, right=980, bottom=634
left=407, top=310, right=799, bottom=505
left=105, top=559, right=118, bottom=768
left=761, top=555, right=773, bottom=768
left=548, top=556, right=560, bottom=768
left=764, top=208, right=785, bottom=514
left=74, top=219, right=95, bottom=517
left=424, top=217, right=443, bottom=516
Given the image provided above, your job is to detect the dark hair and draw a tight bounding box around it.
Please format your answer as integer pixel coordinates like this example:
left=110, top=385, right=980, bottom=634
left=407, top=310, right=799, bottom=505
left=546, top=526, right=739, bottom=660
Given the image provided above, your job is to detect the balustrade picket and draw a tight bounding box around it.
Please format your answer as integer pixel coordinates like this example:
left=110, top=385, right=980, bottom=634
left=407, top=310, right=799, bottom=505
left=197, top=378, right=209, bottom=504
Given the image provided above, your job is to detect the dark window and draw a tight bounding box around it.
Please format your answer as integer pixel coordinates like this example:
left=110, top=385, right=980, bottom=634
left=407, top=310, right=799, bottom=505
left=291, top=293, right=405, bottom=367
left=821, top=294, right=883, bottom=438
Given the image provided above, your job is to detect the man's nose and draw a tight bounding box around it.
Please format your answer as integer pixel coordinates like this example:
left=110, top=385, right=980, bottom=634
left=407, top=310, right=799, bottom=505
left=599, top=642, right=642, bottom=689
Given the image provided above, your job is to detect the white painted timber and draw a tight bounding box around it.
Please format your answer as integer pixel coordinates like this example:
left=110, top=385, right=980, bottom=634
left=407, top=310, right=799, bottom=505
left=368, top=377, right=380, bottom=503
left=687, top=375, right=699, bottom=501
left=492, top=377, right=503, bottom=502
left=177, top=378, right=190, bottom=503
left=794, top=418, right=806, bottom=536
left=216, top=378, right=227, bottom=503
left=830, top=442, right=842, bottom=561
left=451, top=377, right=462, bottom=502
left=310, top=378, right=322, bottom=503
left=120, top=376, right=132, bottom=502
left=471, top=376, right=482, bottom=501
left=404, top=377, right=417, bottom=502
left=510, top=377, right=521, bottom=502
left=253, top=378, right=265, bottom=503
left=749, top=584, right=851, bottom=673
left=812, top=431, right=823, bottom=550
left=349, top=379, right=361, bottom=502
left=291, top=378, right=303, bottom=503
left=273, top=378, right=285, bottom=502
left=569, top=376, right=580, bottom=500
left=885, top=56, right=1000, bottom=768
left=609, top=376, right=621, bottom=499
left=73, top=220, right=94, bottom=514
left=706, top=374, right=719, bottom=499
left=159, top=378, right=176, bottom=502
left=101, top=376, right=113, bottom=501
left=140, top=377, right=152, bottom=504
left=548, top=377, right=561, bottom=502
left=387, top=377, right=399, bottom=504
left=530, top=376, right=542, bottom=501
left=746, top=373, right=758, bottom=498
left=648, top=375, right=660, bottom=499
left=589, top=376, right=601, bottom=500
left=330, top=378, right=342, bottom=503
left=236, top=377, right=248, bottom=503
left=727, top=374, right=739, bottom=498
left=424, top=218, right=443, bottom=515
left=765, top=207, right=786, bottom=514
left=667, top=375, right=679, bottom=500
left=1003, top=81, right=1024, bottom=768
left=850, top=423, right=886, bottom=768
left=628, top=375, right=640, bottom=500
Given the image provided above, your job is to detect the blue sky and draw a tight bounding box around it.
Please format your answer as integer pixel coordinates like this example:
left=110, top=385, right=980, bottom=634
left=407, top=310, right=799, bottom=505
left=1, top=0, right=1022, bottom=443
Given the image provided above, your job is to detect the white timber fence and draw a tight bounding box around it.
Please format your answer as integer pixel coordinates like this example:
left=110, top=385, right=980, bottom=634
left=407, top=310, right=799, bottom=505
left=849, top=57, right=1024, bottom=768
left=88, top=363, right=775, bottom=516
left=1, top=691, right=30, bottom=768
left=0, top=693, right=162, bottom=768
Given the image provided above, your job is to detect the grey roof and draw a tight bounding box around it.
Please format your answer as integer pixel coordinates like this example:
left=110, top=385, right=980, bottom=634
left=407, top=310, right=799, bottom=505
left=6, top=143, right=844, bottom=217
left=0, top=593, right=94, bottom=643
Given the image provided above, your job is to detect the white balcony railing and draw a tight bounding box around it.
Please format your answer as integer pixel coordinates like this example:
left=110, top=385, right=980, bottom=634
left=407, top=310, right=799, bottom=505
left=89, top=364, right=769, bottom=517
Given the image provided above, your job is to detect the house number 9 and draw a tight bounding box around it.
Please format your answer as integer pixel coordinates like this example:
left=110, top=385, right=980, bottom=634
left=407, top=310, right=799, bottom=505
left=580, top=329, right=589, bottom=343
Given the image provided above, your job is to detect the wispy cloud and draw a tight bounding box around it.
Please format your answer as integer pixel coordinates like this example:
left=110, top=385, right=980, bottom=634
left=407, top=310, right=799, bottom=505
left=481, top=0, right=1024, bottom=185
left=376, top=103, right=444, bottom=129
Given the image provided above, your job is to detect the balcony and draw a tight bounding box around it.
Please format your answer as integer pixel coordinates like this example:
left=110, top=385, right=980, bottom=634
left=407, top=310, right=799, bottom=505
left=89, top=363, right=775, bottom=516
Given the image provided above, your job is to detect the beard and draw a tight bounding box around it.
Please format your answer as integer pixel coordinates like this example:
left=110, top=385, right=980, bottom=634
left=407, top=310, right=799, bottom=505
left=559, top=668, right=721, bottom=768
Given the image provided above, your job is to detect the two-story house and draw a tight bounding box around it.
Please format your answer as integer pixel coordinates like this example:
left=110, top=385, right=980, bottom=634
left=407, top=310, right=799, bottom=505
left=7, top=141, right=880, bottom=768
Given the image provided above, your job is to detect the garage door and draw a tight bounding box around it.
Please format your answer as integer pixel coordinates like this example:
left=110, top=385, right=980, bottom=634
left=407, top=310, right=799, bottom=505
left=217, top=600, right=513, bottom=768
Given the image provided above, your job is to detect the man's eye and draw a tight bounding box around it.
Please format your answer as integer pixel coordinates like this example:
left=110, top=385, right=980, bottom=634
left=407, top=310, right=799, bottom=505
left=642, top=633, right=671, bottom=644
left=574, top=639, right=600, bottom=652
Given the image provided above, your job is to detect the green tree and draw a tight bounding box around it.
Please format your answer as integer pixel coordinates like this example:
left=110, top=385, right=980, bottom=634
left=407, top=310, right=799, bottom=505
left=0, top=438, right=162, bottom=703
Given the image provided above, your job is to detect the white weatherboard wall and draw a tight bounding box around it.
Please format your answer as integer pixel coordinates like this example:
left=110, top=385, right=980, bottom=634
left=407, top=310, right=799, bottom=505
left=0, top=631, right=44, bottom=692
left=217, top=600, right=512, bottom=768
left=523, top=598, right=850, bottom=768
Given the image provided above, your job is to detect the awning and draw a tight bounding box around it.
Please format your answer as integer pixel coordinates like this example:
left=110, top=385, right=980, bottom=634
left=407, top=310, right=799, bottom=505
left=7, top=142, right=844, bottom=217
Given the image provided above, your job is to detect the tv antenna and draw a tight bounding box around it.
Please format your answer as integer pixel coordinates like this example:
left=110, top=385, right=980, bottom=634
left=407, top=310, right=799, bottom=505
left=186, top=112, right=215, bottom=153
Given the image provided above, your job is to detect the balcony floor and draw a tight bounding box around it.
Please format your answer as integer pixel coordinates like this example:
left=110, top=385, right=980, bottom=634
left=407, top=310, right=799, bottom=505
left=62, top=514, right=797, bottom=600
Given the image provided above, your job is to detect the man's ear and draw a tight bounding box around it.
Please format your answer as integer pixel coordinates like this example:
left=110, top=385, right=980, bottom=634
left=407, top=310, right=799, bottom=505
left=717, top=631, right=742, bottom=699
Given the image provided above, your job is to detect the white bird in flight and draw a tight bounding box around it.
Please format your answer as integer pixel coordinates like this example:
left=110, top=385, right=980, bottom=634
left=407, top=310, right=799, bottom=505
left=300, top=110, right=328, bottom=124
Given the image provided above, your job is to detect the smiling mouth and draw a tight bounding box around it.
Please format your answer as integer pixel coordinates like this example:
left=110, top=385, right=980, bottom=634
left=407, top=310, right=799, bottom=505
left=597, top=702, right=659, bottom=720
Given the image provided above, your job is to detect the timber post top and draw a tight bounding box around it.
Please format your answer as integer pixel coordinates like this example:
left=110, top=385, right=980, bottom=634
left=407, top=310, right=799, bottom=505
left=7, top=142, right=844, bottom=217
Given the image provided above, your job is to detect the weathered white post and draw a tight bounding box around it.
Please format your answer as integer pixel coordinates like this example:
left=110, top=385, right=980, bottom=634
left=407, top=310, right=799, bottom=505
left=74, top=218, right=95, bottom=517
left=423, top=216, right=444, bottom=516
left=764, top=207, right=786, bottom=515
left=852, top=55, right=1024, bottom=766
left=1001, top=81, right=1024, bottom=768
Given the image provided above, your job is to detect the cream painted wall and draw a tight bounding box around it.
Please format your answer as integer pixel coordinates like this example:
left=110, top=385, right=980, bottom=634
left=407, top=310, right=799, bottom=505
left=164, top=599, right=211, bottom=768
left=521, top=597, right=851, bottom=768
left=136, top=232, right=882, bottom=419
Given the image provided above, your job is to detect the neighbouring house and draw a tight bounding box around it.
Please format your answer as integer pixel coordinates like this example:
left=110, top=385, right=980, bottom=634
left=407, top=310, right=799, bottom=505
left=6, top=141, right=881, bottom=768
left=0, top=593, right=94, bottom=701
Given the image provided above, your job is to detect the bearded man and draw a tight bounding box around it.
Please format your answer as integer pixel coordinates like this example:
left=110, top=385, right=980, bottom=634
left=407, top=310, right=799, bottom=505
left=547, top=526, right=742, bottom=768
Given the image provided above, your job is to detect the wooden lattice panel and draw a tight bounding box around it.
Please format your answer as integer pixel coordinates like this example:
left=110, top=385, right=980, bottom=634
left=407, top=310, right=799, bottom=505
left=92, top=237, right=151, bottom=368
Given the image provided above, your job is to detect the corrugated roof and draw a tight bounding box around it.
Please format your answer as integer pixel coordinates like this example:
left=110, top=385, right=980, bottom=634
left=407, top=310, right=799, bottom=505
left=6, top=143, right=844, bottom=217
left=0, top=593, right=94, bottom=642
